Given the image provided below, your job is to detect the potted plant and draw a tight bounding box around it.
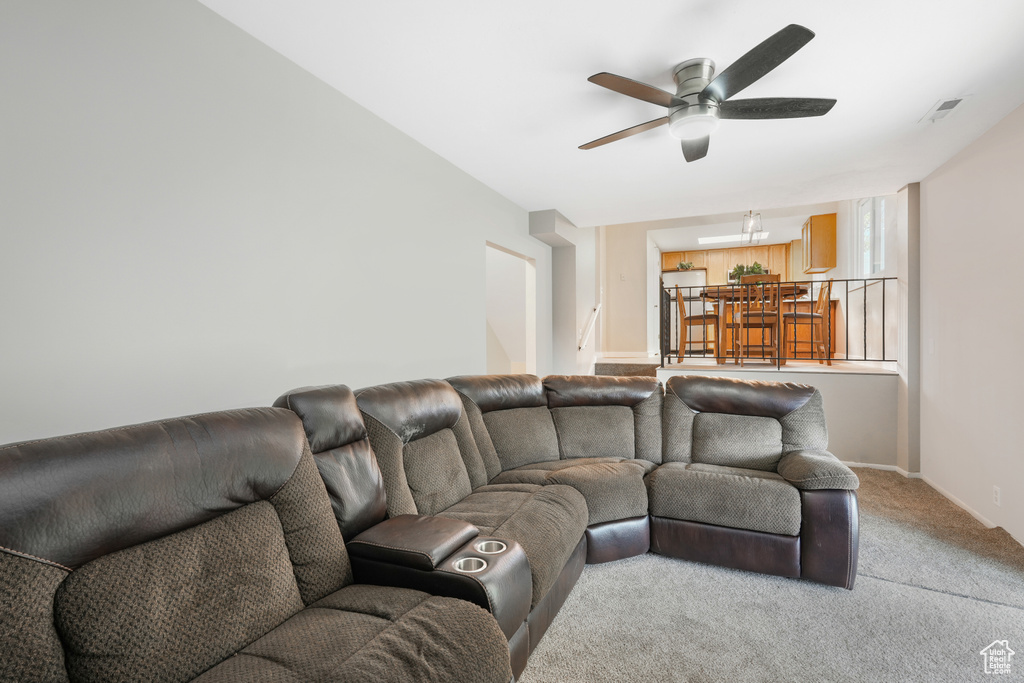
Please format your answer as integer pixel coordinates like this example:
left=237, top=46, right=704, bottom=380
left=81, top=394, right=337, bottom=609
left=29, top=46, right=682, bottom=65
left=728, top=262, right=766, bottom=283
left=676, top=261, right=694, bottom=270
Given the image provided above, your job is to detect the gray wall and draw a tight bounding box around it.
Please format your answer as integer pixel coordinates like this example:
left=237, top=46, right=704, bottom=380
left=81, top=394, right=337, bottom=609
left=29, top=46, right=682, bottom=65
left=0, top=0, right=551, bottom=443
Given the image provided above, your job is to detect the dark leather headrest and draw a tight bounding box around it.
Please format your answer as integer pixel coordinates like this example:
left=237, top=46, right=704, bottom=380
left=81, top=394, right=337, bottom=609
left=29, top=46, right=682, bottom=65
left=666, top=375, right=815, bottom=418
left=355, top=379, right=462, bottom=443
left=544, top=375, right=662, bottom=408
left=274, top=385, right=367, bottom=454
left=0, top=408, right=305, bottom=571
left=446, top=375, right=546, bottom=413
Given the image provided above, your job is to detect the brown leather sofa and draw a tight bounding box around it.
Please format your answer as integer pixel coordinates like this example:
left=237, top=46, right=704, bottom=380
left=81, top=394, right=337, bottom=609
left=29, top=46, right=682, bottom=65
left=1, top=373, right=859, bottom=682
left=0, top=408, right=512, bottom=683
left=275, top=373, right=860, bottom=678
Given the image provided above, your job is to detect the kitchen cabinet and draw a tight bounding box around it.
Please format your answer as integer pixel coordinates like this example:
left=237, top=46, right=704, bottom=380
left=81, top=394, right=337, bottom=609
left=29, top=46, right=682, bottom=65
left=768, top=244, right=788, bottom=280
left=661, top=244, right=790, bottom=282
left=662, top=251, right=684, bottom=272
left=789, top=239, right=803, bottom=280
left=705, top=250, right=729, bottom=285
left=802, top=214, right=837, bottom=274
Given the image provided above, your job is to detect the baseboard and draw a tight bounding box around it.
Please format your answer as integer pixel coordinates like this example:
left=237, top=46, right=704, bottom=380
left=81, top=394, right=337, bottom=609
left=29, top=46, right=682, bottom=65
left=597, top=352, right=657, bottom=359
left=843, top=462, right=921, bottom=479
left=920, top=475, right=997, bottom=530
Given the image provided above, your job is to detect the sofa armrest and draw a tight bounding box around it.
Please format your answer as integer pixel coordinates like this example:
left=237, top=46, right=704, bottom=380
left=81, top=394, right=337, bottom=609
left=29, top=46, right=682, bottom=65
left=348, top=514, right=479, bottom=570
left=777, top=450, right=859, bottom=490
left=348, top=515, right=532, bottom=641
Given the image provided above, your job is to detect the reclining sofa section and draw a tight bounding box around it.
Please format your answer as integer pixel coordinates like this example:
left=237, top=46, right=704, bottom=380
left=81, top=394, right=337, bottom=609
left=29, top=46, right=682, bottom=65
left=0, top=407, right=511, bottom=683
left=654, top=375, right=860, bottom=589
left=275, top=379, right=589, bottom=677
left=448, top=374, right=659, bottom=564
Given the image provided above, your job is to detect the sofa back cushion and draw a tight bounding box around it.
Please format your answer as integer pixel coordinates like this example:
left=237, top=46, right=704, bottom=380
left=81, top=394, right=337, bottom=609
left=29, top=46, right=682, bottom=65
left=275, top=385, right=386, bottom=541
left=663, top=375, right=827, bottom=466
left=483, top=406, right=560, bottom=469
left=550, top=405, right=635, bottom=459
left=544, top=375, right=663, bottom=464
left=448, top=375, right=560, bottom=473
left=356, top=380, right=476, bottom=516
left=0, top=408, right=349, bottom=683
left=55, top=501, right=304, bottom=682
left=691, top=413, right=784, bottom=471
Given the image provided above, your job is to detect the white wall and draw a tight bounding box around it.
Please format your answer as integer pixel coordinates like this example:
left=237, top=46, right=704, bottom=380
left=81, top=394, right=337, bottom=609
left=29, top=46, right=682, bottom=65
left=0, top=1, right=552, bottom=444
left=574, top=226, right=599, bottom=374
left=485, top=246, right=529, bottom=373
left=531, top=210, right=597, bottom=374
left=600, top=222, right=651, bottom=353
left=920, top=103, right=1024, bottom=543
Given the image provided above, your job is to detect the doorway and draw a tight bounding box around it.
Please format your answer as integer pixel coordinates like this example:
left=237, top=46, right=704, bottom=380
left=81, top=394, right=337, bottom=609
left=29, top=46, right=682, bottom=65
left=485, top=243, right=536, bottom=374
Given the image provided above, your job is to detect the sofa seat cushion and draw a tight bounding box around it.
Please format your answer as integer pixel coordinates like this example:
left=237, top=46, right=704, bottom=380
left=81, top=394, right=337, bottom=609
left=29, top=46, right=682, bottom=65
left=437, top=484, right=587, bottom=608
left=490, top=456, right=655, bottom=486
left=646, top=463, right=801, bottom=536
left=490, top=459, right=653, bottom=525
left=544, top=462, right=648, bottom=526
left=192, top=584, right=511, bottom=683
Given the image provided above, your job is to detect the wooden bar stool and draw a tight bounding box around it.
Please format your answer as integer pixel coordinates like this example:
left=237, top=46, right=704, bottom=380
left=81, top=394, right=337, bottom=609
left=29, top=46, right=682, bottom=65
left=677, top=293, right=722, bottom=363
left=782, top=279, right=833, bottom=365
left=731, top=274, right=781, bottom=366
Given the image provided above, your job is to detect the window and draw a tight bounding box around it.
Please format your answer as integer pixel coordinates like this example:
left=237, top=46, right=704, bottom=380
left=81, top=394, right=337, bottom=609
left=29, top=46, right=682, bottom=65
left=857, top=197, right=886, bottom=277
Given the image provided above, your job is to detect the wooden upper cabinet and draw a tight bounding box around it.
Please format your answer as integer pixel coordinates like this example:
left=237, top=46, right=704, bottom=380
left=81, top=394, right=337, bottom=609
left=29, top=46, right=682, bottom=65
left=802, top=213, right=837, bottom=274
left=705, top=250, right=728, bottom=284
left=685, top=251, right=706, bottom=268
left=660, top=244, right=790, bottom=281
left=661, top=251, right=683, bottom=271
left=768, top=243, right=789, bottom=280
left=789, top=239, right=803, bottom=280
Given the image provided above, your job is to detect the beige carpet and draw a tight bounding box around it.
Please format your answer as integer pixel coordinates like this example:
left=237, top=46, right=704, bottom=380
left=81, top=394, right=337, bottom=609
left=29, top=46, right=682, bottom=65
left=520, top=468, right=1024, bottom=682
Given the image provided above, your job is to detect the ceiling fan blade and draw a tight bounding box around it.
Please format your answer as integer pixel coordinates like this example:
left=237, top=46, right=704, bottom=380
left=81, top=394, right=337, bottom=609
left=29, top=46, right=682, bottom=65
left=579, top=117, right=669, bottom=150
left=719, top=97, right=836, bottom=119
left=681, top=136, right=709, bottom=162
left=700, top=24, right=815, bottom=103
left=588, top=73, right=682, bottom=108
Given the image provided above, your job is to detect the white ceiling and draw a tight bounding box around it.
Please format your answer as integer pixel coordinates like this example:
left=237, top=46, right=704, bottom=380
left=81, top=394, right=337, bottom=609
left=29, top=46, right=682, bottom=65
left=198, top=0, right=1024, bottom=228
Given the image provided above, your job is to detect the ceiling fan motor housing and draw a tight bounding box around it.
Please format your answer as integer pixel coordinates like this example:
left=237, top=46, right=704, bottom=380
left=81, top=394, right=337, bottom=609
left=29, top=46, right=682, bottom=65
left=669, top=58, right=720, bottom=140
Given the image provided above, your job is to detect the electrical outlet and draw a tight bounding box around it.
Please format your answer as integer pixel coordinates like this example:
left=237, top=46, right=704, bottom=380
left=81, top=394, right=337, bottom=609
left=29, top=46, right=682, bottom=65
left=993, top=486, right=1001, bottom=507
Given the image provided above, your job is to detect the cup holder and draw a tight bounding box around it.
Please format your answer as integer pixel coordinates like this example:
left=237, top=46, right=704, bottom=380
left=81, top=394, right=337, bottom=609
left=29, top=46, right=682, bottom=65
left=475, top=540, right=507, bottom=555
left=453, top=557, right=488, bottom=573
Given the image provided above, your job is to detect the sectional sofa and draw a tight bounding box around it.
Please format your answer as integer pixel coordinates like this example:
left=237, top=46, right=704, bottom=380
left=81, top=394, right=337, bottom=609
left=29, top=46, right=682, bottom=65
left=0, top=373, right=859, bottom=682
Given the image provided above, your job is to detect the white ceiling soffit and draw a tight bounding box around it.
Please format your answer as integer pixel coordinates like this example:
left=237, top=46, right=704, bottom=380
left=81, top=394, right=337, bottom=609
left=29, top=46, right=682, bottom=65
left=198, top=0, right=1024, bottom=228
left=648, top=200, right=839, bottom=251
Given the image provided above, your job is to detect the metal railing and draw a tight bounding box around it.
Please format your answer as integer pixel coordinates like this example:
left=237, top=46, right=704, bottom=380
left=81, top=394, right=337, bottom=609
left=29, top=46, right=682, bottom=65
left=660, top=277, right=898, bottom=368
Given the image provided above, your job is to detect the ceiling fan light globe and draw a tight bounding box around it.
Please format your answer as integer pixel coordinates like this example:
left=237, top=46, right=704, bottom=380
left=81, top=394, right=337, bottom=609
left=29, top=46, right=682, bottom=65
left=669, top=114, right=719, bottom=140
left=663, top=107, right=720, bottom=141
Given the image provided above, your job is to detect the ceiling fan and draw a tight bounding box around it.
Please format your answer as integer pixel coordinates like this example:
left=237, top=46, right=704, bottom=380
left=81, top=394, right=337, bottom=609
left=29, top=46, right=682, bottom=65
left=579, top=24, right=836, bottom=162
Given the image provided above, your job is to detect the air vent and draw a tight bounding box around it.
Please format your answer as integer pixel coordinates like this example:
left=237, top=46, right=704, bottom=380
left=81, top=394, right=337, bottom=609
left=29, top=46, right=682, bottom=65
left=919, top=96, right=970, bottom=123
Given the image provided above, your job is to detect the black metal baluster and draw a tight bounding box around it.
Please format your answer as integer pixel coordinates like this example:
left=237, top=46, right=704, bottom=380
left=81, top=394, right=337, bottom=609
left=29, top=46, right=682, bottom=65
left=863, top=279, right=868, bottom=361
left=881, top=278, right=886, bottom=362
left=845, top=280, right=849, bottom=362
